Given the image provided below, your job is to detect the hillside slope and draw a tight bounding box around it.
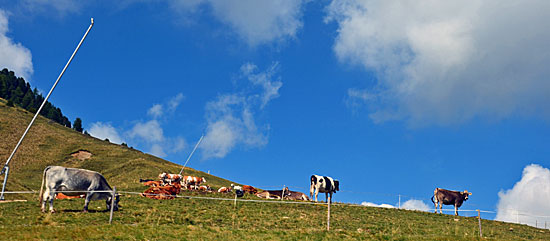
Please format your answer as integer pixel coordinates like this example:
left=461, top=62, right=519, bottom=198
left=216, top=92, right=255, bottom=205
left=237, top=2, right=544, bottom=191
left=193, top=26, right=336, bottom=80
left=0, top=98, right=232, bottom=196
left=2, top=98, right=550, bottom=240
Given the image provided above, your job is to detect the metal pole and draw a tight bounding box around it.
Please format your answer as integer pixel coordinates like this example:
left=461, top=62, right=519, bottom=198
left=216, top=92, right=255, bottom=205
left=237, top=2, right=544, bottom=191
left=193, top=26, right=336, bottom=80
left=0, top=166, right=9, bottom=200
left=179, top=135, right=204, bottom=175
left=0, top=18, right=94, bottom=200
left=109, top=186, right=116, bottom=224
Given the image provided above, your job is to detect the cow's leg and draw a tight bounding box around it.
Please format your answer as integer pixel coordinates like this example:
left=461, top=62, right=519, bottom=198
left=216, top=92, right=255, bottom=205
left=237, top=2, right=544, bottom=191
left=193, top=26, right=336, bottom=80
left=47, top=188, right=56, bottom=213
left=83, top=192, right=92, bottom=212
left=314, top=189, right=319, bottom=202
left=438, top=202, right=442, bottom=214
left=454, top=205, right=458, bottom=216
left=325, top=192, right=329, bottom=203
left=41, top=188, right=51, bottom=213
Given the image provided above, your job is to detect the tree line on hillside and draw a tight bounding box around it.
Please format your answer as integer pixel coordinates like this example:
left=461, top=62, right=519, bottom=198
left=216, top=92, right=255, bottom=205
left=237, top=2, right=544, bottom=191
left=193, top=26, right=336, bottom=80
left=0, top=68, right=85, bottom=133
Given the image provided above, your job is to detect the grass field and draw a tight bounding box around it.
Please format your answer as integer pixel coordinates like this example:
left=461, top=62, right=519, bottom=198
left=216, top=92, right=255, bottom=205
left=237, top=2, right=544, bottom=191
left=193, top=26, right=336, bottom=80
left=1, top=99, right=550, bottom=240
left=1, top=193, right=549, bottom=240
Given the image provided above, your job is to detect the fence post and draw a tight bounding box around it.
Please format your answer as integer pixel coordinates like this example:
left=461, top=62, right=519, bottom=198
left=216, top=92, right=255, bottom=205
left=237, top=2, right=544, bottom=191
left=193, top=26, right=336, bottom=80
left=398, top=194, right=401, bottom=209
left=327, top=196, right=331, bottom=231
left=234, top=192, right=237, bottom=208
left=477, top=209, right=482, bottom=238
left=109, top=187, right=116, bottom=224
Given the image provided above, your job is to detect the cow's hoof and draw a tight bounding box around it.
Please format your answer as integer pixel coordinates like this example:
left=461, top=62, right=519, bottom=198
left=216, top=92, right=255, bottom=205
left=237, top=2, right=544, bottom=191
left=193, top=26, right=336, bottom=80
left=41, top=209, right=46, bottom=213
left=50, top=210, right=56, bottom=213
left=82, top=210, right=88, bottom=213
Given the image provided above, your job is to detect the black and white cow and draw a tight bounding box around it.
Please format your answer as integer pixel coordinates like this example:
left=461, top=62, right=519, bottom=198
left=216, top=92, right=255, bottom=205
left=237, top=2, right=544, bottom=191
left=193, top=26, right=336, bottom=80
left=310, top=175, right=339, bottom=203
left=431, top=188, right=472, bottom=216
left=39, top=166, right=120, bottom=213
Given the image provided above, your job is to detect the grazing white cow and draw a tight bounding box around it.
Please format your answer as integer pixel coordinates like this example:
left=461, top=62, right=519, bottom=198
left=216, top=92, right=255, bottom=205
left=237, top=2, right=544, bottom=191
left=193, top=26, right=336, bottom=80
left=39, top=166, right=119, bottom=213
left=310, top=175, right=339, bottom=203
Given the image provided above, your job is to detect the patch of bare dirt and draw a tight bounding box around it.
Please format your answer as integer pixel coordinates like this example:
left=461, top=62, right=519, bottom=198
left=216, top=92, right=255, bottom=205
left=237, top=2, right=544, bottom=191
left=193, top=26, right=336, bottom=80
left=70, top=150, right=92, bottom=160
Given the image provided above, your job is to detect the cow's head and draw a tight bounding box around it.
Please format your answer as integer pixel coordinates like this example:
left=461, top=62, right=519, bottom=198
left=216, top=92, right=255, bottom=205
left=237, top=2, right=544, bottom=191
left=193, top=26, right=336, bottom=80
left=334, top=180, right=340, bottom=192
left=202, top=177, right=207, bottom=183
left=461, top=190, right=472, bottom=200
left=158, top=173, right=167, bottom=180
left=283, top=187, right=291, bottom=198
left=107, top=194, right=120, bottom=211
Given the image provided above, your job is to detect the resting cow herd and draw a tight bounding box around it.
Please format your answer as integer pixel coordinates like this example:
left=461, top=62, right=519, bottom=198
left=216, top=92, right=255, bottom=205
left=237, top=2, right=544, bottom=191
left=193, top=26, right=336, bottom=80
left=38, top=166, right=473, bottom=216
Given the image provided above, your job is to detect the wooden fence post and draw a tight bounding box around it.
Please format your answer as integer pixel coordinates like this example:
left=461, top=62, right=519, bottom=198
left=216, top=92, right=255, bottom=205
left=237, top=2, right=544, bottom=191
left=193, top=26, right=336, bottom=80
left=234, top=192, right=237, bottom=208
left=327, top=196, right=331, bottom=231
left=109, top=187, right=116, bottom=224
left=477, top=209, right=482, bottom=238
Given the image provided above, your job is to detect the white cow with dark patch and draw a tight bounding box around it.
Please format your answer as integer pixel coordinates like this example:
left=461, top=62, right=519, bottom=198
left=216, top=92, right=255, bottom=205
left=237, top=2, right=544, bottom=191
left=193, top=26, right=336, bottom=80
left=310, top=175, right=339, bottom=203
left=39, top=166, right=119, bottom=213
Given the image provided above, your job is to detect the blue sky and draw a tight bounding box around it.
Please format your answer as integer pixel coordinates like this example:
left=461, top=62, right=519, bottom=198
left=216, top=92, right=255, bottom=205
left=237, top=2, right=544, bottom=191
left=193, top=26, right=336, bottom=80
left=1, top=0, right=550, bottom=225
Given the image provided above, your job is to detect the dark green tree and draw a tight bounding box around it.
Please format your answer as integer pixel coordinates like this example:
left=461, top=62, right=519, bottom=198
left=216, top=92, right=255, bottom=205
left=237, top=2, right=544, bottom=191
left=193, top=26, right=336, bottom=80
left=73, top=118, right=83, bottom=133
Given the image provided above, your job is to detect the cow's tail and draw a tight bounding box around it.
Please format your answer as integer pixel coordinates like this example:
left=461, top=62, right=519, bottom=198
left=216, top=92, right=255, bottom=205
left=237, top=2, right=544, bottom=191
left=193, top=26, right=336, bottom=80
left=430, top=195, right=435, bottom=204
left=38, top=166, right=51, bottom=203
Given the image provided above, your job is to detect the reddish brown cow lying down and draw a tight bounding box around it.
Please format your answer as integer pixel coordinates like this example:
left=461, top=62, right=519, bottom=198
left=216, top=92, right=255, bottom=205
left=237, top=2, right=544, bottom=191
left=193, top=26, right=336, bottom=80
left=242, top=185, right=258, bottom=194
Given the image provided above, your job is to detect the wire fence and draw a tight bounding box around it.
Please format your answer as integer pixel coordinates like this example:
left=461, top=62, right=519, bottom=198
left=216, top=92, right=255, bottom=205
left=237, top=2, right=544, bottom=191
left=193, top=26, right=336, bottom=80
left=3, top=188, right=550, bottom=232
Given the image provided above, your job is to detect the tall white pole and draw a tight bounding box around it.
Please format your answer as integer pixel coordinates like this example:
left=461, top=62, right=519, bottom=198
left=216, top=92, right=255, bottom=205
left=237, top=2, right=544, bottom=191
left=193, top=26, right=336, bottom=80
left=0, top=18, right=94, bottom=200
left=179, top=135, right=204, bottom=175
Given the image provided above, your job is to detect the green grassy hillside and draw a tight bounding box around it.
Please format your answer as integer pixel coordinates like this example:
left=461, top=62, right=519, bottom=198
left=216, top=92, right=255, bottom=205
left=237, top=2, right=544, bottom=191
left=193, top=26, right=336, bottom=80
left=0, top=98, right=234, bottom=196
left=1, top=98, right=549, bottom=240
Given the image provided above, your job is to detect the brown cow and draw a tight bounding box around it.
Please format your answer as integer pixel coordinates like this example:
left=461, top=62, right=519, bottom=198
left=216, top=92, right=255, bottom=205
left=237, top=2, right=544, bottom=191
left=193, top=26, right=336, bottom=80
left=242, top=185, right=258, bottom=194
left=198, top=185, right=212, bottom=192
left=218, top=186, right=232, bottom=193
left=432, top=188, right=472, bottom=216
left=256, top=187, right=290, bottom=200
left=183, top=176, right=207, bottom=190
left=143, top=180, right=163, bottom=187
left=141, top=183, right=181, bottom=200
left=285, top=190, right=310, bottom=201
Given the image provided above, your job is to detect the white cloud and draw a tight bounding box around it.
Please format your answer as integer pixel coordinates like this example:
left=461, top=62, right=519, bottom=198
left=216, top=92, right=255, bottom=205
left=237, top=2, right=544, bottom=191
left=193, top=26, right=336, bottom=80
left=401, top=199, right=430, bottom=212
left=168, top=93, right=184, bottom=112
left=327, top=0, right=550, bottom=126
left=496, top=164, right=550, bottom=228
left=0, top=10, right=33, bottom=80
left=21, top=0, right=81, bottom=16
left=88, top=122, right=124, bottom=144
left=360, top=199, right=430, bottom=212
left=170, top=0, right=307, bottom=46
left=149, top=143, right=167, bottom=158
left=127, top=120, right=164, bottom=143
left=147, top=93, right=184, bottom=119
left=201, top=94, right=268, bottom=159
left=200, top=62, right=281, bottom=159
left=361, top=201, right=395, bottom=209
left=241, top=62, right=283, bottom=108
left=91, top=93, right=188, bottom=158
left=147, top=104, right=163, bottom=118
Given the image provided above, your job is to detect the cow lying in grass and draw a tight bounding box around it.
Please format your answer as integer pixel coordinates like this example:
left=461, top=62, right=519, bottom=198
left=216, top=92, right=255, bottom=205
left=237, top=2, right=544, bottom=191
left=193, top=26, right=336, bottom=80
left=242, top=185, right=258, bottom=194
left=256, top=187, right=290, bottom=200
left=285, top=190, right=310, bottom=201
left=141, top=184, right=181, bottom=200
